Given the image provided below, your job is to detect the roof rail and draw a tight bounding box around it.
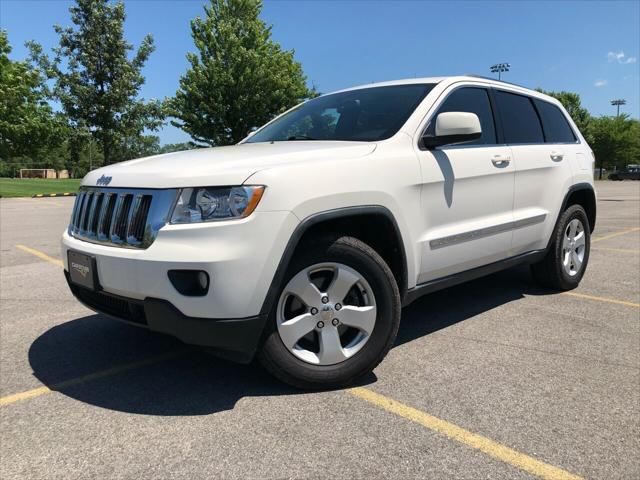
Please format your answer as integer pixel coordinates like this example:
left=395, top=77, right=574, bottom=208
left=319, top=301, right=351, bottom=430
left=463, top=74, right=527, bottom=89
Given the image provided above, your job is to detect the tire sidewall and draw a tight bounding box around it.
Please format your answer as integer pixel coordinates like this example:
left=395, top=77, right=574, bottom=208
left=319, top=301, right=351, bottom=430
left=260, top=237, right=400, bottom=387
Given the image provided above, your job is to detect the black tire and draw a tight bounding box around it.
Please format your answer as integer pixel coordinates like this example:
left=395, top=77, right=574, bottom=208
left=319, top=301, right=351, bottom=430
left=257, top=236, right=401, bottom=390
left=530, top=204, right=591, bottom=290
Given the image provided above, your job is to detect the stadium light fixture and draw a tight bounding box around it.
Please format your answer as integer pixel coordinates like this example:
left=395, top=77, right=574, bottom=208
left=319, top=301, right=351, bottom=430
left=490, top=63, right=510, bottom=81
left=611, top=99, right=626, bottom=116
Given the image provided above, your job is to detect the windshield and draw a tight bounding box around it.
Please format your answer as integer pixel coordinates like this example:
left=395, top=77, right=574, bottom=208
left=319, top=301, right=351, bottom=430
left=246, top=84, right=435, bottom=143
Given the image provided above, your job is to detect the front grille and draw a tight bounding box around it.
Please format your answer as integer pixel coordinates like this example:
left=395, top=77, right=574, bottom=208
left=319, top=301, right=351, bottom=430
left=68, top=280, right=147, bottom=325
left=69, top=187, right=176, bottom=248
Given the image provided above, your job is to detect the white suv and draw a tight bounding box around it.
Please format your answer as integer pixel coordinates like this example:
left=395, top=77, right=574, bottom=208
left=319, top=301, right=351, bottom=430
left=62, top=76, right=596, bottom=388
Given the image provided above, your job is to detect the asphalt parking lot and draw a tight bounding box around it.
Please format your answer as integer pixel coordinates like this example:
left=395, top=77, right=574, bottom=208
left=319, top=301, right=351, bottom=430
left=1, top=181, right=638, bottom=479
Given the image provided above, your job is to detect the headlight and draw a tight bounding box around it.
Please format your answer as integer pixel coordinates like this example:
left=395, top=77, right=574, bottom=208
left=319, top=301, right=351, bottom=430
left=170, top=186, right=265, bottom=224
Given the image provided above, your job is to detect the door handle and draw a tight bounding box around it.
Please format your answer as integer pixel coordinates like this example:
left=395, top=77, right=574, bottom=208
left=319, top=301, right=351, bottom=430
left=491, top=155, right=511, bottom=167
left=550, top=151, right=564, bottom=161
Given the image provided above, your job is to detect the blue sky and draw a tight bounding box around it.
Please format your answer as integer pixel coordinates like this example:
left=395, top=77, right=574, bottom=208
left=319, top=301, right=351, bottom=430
left=1, top=0, right=638, bottom=145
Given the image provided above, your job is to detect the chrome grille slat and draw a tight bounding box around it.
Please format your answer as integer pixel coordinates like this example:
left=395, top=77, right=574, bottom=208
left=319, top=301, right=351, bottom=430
left=71, top=193, right=83, bottom=232
left=125, top=195, right=143, bottom=241
left=74, top=192, right=87, bottom=232
left=102, top=193, right=118, bottom=239
left=96, top=193, right=113, bottom=238
left=79, top=192, right=93, bottom=233
left=86, top=193, right=103, bottom=236
left=68, top=187, right=176, bottom=249
left=113, top=194, right=133, bottom=241
left=109, top=194, right=126, bottom=240
left=130, top=195, right=152, bottom=242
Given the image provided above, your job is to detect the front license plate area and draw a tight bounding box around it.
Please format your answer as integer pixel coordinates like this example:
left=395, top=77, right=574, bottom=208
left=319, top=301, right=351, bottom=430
left=68, top=251, right=98, bottom=291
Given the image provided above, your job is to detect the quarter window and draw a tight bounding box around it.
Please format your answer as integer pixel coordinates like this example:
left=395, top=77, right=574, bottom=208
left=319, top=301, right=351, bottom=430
left=426, top=87, right=497, bottom=145
left=495, top=91, right=544, bottom=144
left=534, top=99, right=577, bottom=143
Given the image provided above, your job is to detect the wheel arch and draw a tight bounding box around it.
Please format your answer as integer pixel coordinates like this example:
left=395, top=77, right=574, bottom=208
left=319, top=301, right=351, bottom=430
left=259, top=206, right=408, bottom=319
left=546, top=183, right=596, bottom=251
left=563, top=183, right=597, bottom=233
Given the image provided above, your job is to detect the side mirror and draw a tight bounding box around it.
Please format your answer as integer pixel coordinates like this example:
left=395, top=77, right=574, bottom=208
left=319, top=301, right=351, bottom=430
left=421, top=112, right=482, bottom=149
left=239, top=127, right=259, bottom=144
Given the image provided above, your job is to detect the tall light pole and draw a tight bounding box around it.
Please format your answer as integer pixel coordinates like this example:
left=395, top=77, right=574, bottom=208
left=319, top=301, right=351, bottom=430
left=490, top=63, right=510, bottom=80
left=611, top=99, right=626, bottom=116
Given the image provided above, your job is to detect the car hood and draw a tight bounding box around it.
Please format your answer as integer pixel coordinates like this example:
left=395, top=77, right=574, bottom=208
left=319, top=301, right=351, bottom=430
left=82, top=141, right=377, bottom=189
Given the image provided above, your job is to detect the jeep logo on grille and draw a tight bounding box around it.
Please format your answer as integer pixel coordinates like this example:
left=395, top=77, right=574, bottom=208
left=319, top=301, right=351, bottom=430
left=96, top=175, right=112, bottom=186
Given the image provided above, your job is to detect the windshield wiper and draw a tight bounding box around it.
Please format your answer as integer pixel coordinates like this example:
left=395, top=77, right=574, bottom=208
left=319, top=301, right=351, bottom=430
left=286, top=135, right=317, bottom=141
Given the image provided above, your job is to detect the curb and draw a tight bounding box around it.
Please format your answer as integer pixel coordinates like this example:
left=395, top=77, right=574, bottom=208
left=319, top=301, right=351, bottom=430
left=32, top=192, right=78, bottom=198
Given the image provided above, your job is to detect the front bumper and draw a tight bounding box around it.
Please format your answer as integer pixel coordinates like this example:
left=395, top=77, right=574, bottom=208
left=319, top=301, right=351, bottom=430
left=62, top=210, right=299, bottom=361
left=65, top=272, right=264, bottom=362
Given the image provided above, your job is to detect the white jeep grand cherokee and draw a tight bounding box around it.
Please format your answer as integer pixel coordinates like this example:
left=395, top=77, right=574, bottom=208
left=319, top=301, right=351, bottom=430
left=63, top=76, right=596, bottom=389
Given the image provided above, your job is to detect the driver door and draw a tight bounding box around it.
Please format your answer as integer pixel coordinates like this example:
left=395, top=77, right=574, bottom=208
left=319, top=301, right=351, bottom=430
left=414, top=86, right=515, bottom=283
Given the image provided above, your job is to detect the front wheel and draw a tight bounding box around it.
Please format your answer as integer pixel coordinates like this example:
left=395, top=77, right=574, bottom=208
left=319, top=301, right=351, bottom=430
left=530, top=204, right=591, bottom=290
left=258, top=236, right=401, bottom=389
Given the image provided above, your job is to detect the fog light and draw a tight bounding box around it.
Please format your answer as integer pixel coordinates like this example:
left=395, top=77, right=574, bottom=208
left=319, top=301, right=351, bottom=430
left=197, top=271, right=209, bottom=290
left=168, top=270, right=210, bottom=296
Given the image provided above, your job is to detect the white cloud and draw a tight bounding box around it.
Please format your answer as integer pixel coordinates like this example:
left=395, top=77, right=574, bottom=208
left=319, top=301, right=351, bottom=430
left=607, top=51, right=637, bottom=64
left=594, top=80, right=608, bottom=87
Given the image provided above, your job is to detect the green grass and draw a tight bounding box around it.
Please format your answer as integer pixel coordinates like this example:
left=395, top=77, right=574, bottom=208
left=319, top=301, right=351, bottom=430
left=0, top=178, right=81, bottom=198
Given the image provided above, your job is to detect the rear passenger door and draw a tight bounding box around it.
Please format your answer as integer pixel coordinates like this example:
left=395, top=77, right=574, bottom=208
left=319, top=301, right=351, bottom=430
left=493, top=90, right=575, bottom=255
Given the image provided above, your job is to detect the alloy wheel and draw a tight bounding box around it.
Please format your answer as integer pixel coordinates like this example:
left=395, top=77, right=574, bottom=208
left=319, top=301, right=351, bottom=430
left=276, top=262, right=377, bottom=365
left=562, top=218, right=586, bottom=277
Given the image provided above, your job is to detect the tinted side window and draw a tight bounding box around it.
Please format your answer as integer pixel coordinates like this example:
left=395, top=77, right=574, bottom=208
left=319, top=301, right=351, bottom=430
left=534, top=100, right=577, bottom=143
left=495, top=91, right=544, bottom=144
left=426, top=87, right=497, bottom=145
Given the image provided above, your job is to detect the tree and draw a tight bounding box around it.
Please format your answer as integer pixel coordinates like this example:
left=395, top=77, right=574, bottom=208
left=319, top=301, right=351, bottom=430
left=536, top=89, right=591, bottom=133
left=159, top=142, right=201, bottom=154
left=169, top=0, right=315, bottom=146
left=0, top=30, right=67, bottom=170
left=28, top=0, right=164, bottom=165
left=587, top=115, right=640, bottom=178
left=116, top=134, right=161, bottom=160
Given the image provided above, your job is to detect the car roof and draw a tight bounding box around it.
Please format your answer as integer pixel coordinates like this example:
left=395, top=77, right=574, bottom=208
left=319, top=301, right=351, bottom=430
left=331, top=77, right=447, bottom=93
left=328, top=75, right=562, bottom=108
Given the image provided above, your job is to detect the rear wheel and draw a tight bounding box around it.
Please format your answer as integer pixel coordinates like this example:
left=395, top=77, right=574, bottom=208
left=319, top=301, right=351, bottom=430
left=258, top=236, right=401, bottom=389
left=530, top=204, right=590, bottom=290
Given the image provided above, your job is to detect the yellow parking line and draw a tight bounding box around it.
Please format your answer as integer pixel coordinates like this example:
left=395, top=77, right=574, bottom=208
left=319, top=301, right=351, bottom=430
left=15, top=244, right=63, bottom=267
left=561, top=291, right=639, bottom=308
left=0, top=350, right=185, bottom=407
left=348, top=387, right=582, bottom=480
left=592, top=227, right=640, bottom=243
left=0, top=386, right=52, bottom=406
